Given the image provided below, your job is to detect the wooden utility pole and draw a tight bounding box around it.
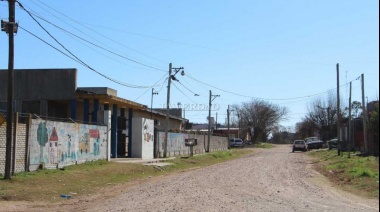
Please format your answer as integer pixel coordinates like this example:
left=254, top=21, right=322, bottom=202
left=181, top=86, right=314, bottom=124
left=4, top=0, right=16, bottom=180
left=361, top=74, right=368, bottom=153
left=348, top=82, right=352, bottom=158
left=336, top=63, right=341, bottom=156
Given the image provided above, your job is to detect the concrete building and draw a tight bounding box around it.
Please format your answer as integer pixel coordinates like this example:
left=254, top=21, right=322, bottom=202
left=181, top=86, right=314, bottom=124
left=0, top=68, right=186, bottom=158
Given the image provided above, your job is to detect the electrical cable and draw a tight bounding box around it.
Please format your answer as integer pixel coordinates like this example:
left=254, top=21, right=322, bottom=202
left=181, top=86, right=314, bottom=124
left=29, top=0, right=169, bottom=66
left=17, top=1, right=155, bottom=89
left=18, top=3, right=166, bottom=73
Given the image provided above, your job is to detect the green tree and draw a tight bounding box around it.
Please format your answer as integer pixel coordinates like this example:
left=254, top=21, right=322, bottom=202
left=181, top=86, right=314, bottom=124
left=37, top=122, right=48, bottom=163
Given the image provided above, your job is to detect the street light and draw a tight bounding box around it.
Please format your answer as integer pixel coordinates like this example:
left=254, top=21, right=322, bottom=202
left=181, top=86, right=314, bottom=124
left=164, top=63, right=184, bottom=158
left=207, top=90, right=220, bottom=152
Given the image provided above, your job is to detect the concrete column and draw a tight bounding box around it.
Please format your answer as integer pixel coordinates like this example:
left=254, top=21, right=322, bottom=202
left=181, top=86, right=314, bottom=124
left=83, top=99, right=90, bottom=123
left=70, top=99, right=76, bottom=120
left=111, top=104, right=118, bottom=158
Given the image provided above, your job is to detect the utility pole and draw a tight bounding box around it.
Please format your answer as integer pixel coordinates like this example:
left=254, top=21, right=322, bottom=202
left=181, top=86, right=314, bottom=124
left=151, top=88, right=158, bottom=119
left=3, top=0, right=16, bottom=180
left=227, top=105, right=230, bottom=149
left=361, top=74, right=368, bottom=154
left=164, top=63, right=172, bottom=158
left=164, top=63, right=184, bottom=158
left=337, top=63, right=341, bottom=156
left=216, top=112, right=218, bottom=130
left=207, top=90, right=219, bottom=152
left=348, top=82, right=352, bottom=158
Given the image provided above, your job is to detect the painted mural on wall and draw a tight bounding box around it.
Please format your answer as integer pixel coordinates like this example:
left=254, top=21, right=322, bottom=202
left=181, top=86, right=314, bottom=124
left=30, top=120, right=107, bottom=168
left=158, top=132, right=189, bottom=152
left=143, top=118, right=154, bottom=143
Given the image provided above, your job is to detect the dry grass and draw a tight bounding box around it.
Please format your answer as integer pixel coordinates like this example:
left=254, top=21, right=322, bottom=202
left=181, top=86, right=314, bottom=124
left=0, top=148, right=254, bottom=202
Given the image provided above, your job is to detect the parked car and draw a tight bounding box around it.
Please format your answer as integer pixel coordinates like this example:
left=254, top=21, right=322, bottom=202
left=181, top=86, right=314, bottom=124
left=327, top=138, right=338, bottom=150
left=292, top=140, right=307, bottom=152
left=244, top=140, right=253, bottom=145
left=305, top=137, right=323, bottom=150
left=230, top=138, right=245, bottom=147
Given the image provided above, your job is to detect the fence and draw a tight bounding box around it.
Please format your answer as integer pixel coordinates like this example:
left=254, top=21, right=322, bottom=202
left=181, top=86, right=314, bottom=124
left=0, top=113, right=108, bottom=176
left=156, top=131, right=228, bottom=157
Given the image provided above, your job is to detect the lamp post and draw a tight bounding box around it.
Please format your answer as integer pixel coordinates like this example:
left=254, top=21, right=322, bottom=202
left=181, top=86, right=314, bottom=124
left=164, top=63, right=184, bottom=158
left=151, top=88, right=158, bottom=119
left=207, top=90, right=220, bottom=152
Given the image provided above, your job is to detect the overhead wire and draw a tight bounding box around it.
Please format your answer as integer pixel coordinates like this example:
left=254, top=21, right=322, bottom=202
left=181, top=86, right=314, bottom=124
left=17, top=1, right=155, bottom=89
left=186, top=72, right=364, bottom=102
left=29, top=0, right=169, bottom=67
left=18, top=3, right=166, bottom=73
left=134, top=74, right=168, bottom=101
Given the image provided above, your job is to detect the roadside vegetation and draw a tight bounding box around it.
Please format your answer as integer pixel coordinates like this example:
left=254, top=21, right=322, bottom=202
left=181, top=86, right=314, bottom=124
left=0, top=148, right=254, bottom=203
left=254, top=142, right=274, bottom=149
left=308, top=149, right=379, bottom=198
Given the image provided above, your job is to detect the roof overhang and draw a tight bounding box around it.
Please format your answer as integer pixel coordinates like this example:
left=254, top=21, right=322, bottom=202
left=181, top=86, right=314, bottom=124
left=75, top=93, right=147, bottom=110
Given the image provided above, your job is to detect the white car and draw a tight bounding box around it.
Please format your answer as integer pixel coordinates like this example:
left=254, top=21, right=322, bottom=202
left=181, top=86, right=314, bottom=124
left=292, top=140, right=307, bottom=152
left=230, top=138, right=245, bottom=148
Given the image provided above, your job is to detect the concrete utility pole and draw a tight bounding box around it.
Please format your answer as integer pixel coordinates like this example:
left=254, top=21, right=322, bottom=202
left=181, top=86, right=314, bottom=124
left=151, top=88, right=158, bottom=119
left=207, top=90, right=219, bottom=152
left=164, top=63, right=184, bottom=158
left=336, top=63, right=341, bottom=156
left=4, top=0, right=16, bottom=180
left=361, top=74, right=368, bottom=154
left=227, top=106, right=230, bottom=149
left=164, top=63, right=172, bottom=158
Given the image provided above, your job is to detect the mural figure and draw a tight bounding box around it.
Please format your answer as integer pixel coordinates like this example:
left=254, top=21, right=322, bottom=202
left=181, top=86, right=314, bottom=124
left=49, top=127, right=59, bottom=164
left=37, top=122, right=48, bottom=163
left=79, top=133, right=90, bottom=154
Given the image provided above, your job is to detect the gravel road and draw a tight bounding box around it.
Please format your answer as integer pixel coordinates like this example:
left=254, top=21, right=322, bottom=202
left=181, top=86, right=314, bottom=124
left=2, top=145, right=378, bottom=212
left=83, top=145, right=378, bottom=212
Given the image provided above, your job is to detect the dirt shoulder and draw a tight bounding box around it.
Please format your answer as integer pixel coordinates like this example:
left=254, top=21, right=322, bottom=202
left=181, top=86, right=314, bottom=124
left=1, top=145, right=378, bottom=212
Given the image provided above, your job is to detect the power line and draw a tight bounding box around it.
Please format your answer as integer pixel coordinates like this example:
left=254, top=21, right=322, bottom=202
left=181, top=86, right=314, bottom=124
left=18, top=3, right=166, bottom=73
left=172, top=82, right=197, bottom=104
left=17, top=1, right=155, bottom=89
left=186, top=73, right=363, bottom=101
left=28, top=0, right=169, bottom=66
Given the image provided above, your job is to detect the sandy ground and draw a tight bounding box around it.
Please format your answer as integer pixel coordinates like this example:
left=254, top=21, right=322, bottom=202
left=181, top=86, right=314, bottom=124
left=1, top=145, right=378, bottom=212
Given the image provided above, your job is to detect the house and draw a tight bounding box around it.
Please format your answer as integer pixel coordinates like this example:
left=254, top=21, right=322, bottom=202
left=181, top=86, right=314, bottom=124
left=0, top=68, right=186, bottom=158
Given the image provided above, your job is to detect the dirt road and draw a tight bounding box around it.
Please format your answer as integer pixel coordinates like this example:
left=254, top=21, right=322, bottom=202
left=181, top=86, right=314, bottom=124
left=2, top=145, right=379, bottom=211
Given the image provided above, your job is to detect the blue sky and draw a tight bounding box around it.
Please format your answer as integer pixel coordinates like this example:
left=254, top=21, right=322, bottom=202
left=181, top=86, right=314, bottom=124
left=1, top=0, right=379, bottom=130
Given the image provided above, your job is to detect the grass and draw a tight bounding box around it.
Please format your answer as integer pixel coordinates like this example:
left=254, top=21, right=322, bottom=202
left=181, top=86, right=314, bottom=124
left=0, top=148, right=254, bottom=202
left=254, top=142, right=274, bottom=149
left=308, top=149, right=379, bottom=198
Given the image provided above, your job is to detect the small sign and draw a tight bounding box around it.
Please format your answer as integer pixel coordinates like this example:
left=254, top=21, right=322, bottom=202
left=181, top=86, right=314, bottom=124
left=0, top=114, right=5, bottom=125
left=185, top=138, right=198, bottom=146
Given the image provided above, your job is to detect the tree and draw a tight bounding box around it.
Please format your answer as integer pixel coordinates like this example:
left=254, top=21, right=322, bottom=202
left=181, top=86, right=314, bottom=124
left=236, top=100, right=289, bottom=143
left=37, top=122, right=48, bottom=163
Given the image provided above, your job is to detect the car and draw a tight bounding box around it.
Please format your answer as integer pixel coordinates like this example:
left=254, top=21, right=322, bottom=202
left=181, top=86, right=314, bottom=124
left=244, top=140, right=253, bottom=145
left=327, top=138, right=338, bottom=150
left=292, top=140, right=307, bottom=152
left=304, top=137, right=323, bottom=150
left=230, top=138, right=245, bottom=147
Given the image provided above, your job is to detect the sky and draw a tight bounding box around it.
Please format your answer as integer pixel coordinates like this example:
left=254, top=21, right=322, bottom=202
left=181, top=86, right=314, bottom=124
left=0, top=0, right=379, bottom=131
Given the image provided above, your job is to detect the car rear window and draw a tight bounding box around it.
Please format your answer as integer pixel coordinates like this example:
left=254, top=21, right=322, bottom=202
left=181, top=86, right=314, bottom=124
left=295, top=141, right=304, bottom=144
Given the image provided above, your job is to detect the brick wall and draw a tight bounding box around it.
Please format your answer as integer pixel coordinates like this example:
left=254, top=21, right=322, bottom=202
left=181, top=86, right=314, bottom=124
left=0, top=122, right=28, bottom=176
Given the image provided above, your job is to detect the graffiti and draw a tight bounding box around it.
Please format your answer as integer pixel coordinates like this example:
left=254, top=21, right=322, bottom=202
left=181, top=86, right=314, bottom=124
left=143, top=119, right=154, bottom=143
left=158, top=132, right=188, bottom=152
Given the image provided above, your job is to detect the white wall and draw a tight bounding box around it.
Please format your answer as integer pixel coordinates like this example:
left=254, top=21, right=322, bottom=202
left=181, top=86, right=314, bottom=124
left=131, top=118, right=154, bottom=160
